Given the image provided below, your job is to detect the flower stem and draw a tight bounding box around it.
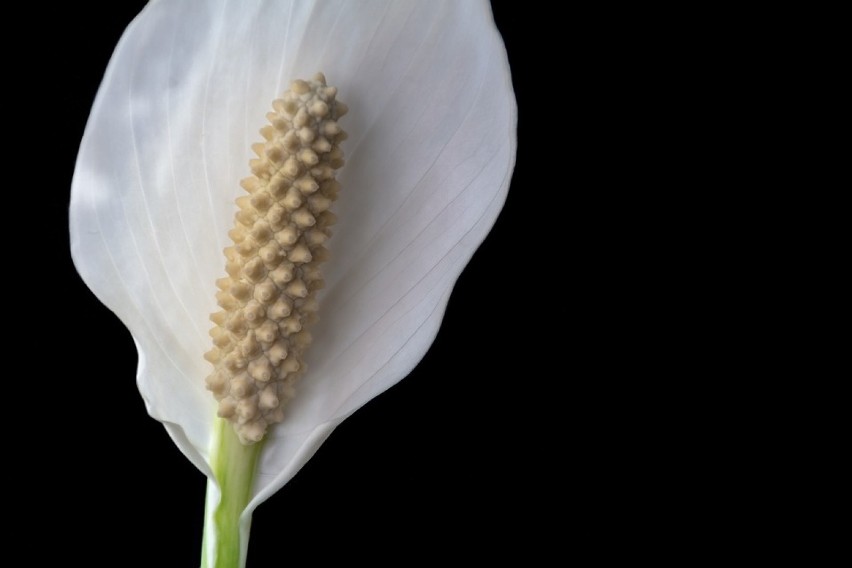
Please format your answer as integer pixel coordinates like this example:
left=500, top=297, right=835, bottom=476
left=201, top=418, right=263, bottom=568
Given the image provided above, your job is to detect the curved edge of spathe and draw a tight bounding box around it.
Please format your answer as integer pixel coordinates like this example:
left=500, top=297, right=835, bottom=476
left=69, top=0, right=216, bottom=481
left=239, top=419, right=341, bottom=564
left=133, top=337, right=216, bottom=478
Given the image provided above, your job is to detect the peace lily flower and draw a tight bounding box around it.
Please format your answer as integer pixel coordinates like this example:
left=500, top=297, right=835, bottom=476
left=70, top=1, right=515, bottom=566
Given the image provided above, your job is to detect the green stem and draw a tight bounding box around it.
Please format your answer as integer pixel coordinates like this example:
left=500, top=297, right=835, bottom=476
left=201, top=418, right=264, bottom=568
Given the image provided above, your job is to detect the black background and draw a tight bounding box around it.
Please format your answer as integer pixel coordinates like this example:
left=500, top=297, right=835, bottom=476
left=24, top=1, right=573, bottom=565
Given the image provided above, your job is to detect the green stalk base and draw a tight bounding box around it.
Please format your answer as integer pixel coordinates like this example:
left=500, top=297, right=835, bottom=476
left=201, top=418, right=263, bottom=568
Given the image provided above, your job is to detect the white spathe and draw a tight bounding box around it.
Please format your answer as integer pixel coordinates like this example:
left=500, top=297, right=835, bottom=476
left=71, top=0, right=515, bottom=514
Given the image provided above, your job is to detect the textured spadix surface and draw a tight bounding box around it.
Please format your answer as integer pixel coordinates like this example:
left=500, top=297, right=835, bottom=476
left=205, top=74, right=347, bottom=444
left=70, top=0, right=515, bottom=513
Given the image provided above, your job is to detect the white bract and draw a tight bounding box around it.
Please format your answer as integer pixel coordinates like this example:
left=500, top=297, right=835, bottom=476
left=71, top=0, right=514, bottom=561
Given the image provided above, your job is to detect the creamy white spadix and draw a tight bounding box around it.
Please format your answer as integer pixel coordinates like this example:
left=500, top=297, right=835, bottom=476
left=205, top=73, right=347, bottom=444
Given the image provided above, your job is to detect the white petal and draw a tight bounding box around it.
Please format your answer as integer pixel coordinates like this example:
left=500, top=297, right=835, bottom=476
left=70, top=0, right=516, bottom=507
